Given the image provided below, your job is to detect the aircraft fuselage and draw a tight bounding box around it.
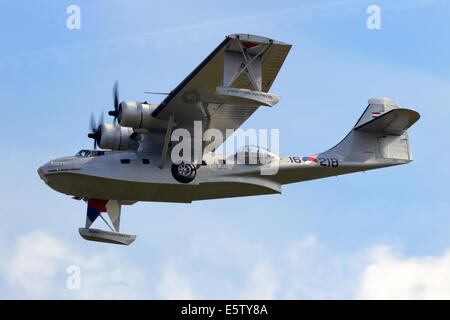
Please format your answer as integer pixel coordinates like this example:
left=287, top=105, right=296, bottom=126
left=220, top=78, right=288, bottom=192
left=38, top=150, right=402, bottom=203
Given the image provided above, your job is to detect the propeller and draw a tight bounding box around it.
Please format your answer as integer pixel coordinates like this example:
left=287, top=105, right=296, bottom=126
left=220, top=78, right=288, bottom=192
left=108, top=81, right=120, bottom=124
left=87, top=112, right=104, bottom=149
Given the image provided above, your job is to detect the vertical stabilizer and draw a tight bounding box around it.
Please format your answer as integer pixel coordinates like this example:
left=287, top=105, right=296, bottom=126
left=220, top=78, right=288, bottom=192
left=354, top=97, right=400, bottom=128
left=325, top=98, right=420, bottom=163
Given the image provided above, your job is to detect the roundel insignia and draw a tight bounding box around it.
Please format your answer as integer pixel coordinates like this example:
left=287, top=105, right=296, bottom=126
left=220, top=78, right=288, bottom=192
left=302, top=156, right=318, bottom=163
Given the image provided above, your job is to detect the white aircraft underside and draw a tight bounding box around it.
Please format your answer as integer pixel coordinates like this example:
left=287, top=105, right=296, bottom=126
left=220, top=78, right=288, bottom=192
left=38, top=34, right=420, bottom=245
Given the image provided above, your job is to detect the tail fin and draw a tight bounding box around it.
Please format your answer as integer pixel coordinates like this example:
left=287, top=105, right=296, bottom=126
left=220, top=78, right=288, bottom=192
left=325, top=98, right=420, bottom=163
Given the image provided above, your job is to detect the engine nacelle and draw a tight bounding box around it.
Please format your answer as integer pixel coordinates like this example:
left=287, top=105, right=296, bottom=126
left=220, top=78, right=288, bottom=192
left=98, top=123, right=139, bottom=151
left=118, top=101, right=167, bottom=130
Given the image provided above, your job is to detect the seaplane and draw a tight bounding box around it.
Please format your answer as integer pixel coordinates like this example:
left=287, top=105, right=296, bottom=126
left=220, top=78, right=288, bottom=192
left=38, top=34, right=420, bottom=245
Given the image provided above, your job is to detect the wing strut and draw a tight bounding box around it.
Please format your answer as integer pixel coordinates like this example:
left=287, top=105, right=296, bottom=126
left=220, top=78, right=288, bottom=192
left=98, top=213, right=115, bottom=232
left=225, top=36, right=273, bottom=91
left=159, top=112, right=175, bottom=169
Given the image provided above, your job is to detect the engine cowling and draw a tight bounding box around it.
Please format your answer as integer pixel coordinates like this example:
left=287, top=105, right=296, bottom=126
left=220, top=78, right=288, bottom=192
left=118, top=101, right=167, bottom=130
left=98, top=123, right=139, bottom=151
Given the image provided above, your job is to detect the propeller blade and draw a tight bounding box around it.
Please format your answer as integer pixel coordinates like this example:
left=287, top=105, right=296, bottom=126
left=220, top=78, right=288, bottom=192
left=89, top=82, right=119, bottom=149
left=109, top=81, right=120, bottom=124
left=88, top=112, right=103, bottom=150
left=113, top=81, right=119, bottom=111
left=99, top=111, right=104, bottom=127
left=89, top=113, right=96, bottom=132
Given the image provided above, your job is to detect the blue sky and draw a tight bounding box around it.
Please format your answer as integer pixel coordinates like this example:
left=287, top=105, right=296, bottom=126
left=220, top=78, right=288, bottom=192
left=1, top=0, right=450, bottom=299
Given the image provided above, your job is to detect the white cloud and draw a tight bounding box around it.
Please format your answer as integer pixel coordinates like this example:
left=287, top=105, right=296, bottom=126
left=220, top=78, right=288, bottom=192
left=156, top=266, right=196, bottom=299
left=0, top=231, right=146, bottom=299
left=153, top=232, right=361, bottom=299
left=154, top=232, right=450, bottom=300
left=3, top=231, right=450, bottom=300
left=0, top=232, right=68, bottom=297
left=358, top=246, right=450, bottom=299
left=241, top=261, right=279, bottom=299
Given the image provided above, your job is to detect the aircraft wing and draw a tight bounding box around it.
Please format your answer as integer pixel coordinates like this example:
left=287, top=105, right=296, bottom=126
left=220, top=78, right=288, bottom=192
left=151, top=34, right=292, bottom=155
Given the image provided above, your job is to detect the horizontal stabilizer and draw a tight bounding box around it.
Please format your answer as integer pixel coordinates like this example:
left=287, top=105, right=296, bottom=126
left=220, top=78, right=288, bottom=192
left=354, top=108, right=420, bottom=136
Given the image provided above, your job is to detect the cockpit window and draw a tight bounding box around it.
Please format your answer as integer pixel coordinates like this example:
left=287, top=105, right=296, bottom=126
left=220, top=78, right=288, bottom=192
left=91, top=150, right=105, bottom=157
left=76, top=150, right=91, bottom=157
left=75, top=150, right=105, bottom=157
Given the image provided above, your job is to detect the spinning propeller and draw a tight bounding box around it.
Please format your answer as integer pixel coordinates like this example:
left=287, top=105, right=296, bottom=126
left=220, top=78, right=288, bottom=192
left=87, top=112, right=104, bottom=149
left=108, top=81, right=120, bottom=124
left=87, top=81, right=121, bottom=149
